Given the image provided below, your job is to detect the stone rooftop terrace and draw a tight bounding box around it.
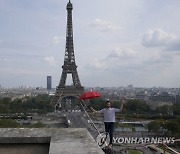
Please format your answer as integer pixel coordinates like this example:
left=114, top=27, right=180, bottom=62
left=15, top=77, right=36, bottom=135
left=0, top=128, right=104, bottom=154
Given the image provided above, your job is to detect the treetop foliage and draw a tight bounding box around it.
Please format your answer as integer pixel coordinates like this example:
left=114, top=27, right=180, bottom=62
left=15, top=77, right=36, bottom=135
left=0, top=94, right=53, bottom=114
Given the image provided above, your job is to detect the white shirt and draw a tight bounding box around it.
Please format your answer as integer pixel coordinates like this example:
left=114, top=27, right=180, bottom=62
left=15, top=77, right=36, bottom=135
left=99, top=108, right=120, bottom=122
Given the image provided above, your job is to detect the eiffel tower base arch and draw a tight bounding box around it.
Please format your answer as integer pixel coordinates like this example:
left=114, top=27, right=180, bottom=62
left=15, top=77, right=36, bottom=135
left=51, top=86, right=84, bottom=111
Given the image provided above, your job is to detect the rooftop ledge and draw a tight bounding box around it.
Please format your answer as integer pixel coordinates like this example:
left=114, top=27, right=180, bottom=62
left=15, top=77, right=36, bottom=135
left=0, top=128, right=103, bottom=154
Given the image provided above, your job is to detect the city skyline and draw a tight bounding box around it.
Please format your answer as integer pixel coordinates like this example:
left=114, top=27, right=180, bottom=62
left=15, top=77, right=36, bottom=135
left=0, top=0, right=180, bottom=88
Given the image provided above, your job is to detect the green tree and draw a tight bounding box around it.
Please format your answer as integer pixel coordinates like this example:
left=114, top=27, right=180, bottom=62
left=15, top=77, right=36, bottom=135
left=155, top=105, right=172, bottom=115
left=0, top=119, right=19, bottom=128
left=0, top=103, right=10, bottom=113
left=172, top=104, right=180, bottom=115
left=164, top=121, right=180, bottom=135
left=124, top=100, right=150, bottom=114
left=90, top=98, right=105, bottom=110
left=147, top=120, right=161, bottom=132
left=0, top=95, right=53, bottom=114
left=2, top=97, right=11, bottom=105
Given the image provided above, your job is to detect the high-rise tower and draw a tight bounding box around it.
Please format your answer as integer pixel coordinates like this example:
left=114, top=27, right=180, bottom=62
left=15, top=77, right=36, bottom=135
left=51, top=0, right=84, bottom=107
left=47, top=76, right=52, bottom=90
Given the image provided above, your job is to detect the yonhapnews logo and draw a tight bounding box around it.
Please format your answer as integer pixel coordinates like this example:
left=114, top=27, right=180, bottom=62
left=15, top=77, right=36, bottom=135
left=113, top=137, right=175, bottom=144
left=96, top=133, right=110, bottom=148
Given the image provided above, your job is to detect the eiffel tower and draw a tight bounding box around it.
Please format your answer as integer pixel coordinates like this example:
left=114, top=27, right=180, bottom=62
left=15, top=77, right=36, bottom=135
left=52, top=0, right=84, bottom=108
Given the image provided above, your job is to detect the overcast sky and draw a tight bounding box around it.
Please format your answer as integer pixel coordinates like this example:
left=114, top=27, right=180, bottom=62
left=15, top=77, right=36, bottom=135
left=0, top=0, right=180, bottom=88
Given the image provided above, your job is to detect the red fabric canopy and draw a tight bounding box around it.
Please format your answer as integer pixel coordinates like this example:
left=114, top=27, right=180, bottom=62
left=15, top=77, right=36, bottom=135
left=79, top=91, right=100, bottom=100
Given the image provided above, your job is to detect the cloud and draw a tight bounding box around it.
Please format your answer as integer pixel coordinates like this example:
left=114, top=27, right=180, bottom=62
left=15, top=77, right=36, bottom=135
left=142, top=28, right=180, bottom=51
left=108, top=47, right=137, bottom=59
left=43, top=56, right=56, bottom=66
left=52, top=36, right=64, bottom=45
left=86, top=47, right=140, bottom=71
left=87, top=58, right=106, bottom=69
left=86, top=45, right=177, bottom=74
left=89, top=18, right=120, bottom=32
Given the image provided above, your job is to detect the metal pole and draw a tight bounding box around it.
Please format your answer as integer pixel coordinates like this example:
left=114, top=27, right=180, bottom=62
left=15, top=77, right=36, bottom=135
left=79, top=100, right=110, bottom=148
left=79, top=100, right=101, bottom=134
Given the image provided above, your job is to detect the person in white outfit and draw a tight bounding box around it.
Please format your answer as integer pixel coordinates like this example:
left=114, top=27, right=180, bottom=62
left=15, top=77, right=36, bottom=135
left=90, top=99, right=124, bottom=148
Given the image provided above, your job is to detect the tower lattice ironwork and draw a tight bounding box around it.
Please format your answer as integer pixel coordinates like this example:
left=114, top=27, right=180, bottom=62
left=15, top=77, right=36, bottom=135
left=51, top=0, right=84, bottom=107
